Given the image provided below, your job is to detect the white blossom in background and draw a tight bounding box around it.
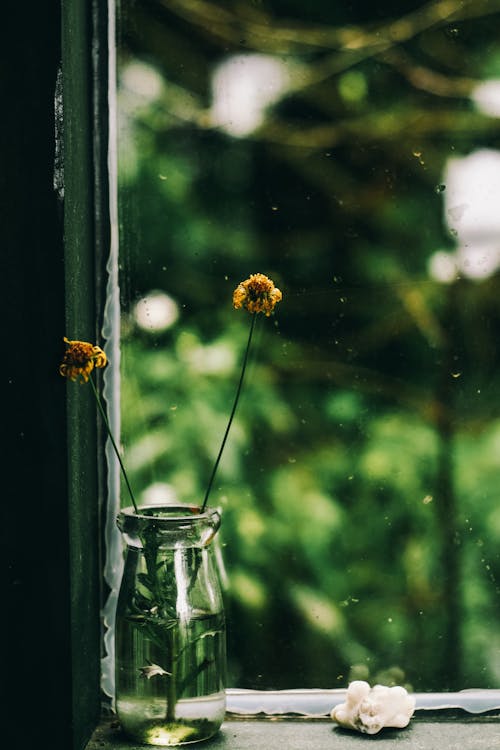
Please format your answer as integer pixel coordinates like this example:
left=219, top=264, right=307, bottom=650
left=121, top=61, right=164, bottom=104
left=471, top=79, right=500, bottom=118
left=427, top=250, right=458, bottom=284
left=429, top=148, right=500, bottom=282
left=210, top=54, right=291, bottom=137
left=445, top=150, right=500, bottom=240
left=133, top=290, right=179, bottom=332
left=118, top=62, right=165, bottom=180
left=141, top=482, right=178, bottom=507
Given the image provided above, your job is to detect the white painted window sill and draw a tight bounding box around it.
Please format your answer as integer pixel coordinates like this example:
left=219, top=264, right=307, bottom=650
left=86, top=690, right=500, bottom=749
left=87, top=716, right=500, bottom=750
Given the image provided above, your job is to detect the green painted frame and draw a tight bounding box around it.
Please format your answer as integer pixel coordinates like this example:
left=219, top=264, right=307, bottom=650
left=63, top=0, right=110, bottom=747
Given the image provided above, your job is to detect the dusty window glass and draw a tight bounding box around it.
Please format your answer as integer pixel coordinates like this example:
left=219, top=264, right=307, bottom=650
left=113, top=0, right=500, bottom=693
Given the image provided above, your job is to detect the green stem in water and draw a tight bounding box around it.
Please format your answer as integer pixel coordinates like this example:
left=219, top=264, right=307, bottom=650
left=89, top=374, right=138, bottom=514
left=201, top=313, right=257, bottom=512
left=166, top=624, right=179, bottom=723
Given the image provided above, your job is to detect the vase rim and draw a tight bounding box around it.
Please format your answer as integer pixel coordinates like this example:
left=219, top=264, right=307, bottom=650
left=119, top=503, right=219, bottom=522
left=117, top=503, right=221, bottom=546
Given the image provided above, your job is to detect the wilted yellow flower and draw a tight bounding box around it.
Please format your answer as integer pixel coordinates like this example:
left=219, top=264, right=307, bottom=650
left=233, top=273, right=282, bottom=316
left=59, top=337, right=108, bottom=382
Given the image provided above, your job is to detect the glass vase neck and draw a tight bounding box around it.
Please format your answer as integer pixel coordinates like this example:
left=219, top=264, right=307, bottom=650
left=117, top=504, right=221, bottom=549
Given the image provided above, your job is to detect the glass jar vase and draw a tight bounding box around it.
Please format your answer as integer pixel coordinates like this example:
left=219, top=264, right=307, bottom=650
left=115, top=504, right=226, bottom=746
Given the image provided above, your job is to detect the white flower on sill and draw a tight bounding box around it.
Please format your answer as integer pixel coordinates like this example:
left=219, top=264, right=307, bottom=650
left=331, top=680, right=415, bottom=735
left=139, top=663, right=171, bottom=679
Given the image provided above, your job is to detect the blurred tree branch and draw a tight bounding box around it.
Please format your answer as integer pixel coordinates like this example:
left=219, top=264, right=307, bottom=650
left=124, top=0, right=500, bottom=150
left=382, top=48, right=476, bottom=98
left=159, top=0, right=500, bottom=57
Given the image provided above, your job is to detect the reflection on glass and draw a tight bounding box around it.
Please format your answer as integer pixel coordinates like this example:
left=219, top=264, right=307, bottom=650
left=114, top=0, right=500, bottom=693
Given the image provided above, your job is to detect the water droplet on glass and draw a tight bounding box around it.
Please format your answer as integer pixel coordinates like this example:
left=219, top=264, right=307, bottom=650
left=451, top=372, right=461, bottom=378
left=412, top=149, right=425, bottom=166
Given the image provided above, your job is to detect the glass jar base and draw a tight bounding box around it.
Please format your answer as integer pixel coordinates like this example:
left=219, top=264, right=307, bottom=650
left=121, top=718, right=221, bottom=746
left=117, top=693, right=226, bottom=746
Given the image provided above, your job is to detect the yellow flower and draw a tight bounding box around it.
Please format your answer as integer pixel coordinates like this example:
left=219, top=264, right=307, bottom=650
left=59, top=337, right=108, bottom=383
left=233, top=273, right=282, bottom=316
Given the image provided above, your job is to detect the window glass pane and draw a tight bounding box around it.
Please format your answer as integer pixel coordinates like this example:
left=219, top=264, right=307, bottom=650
left=115, top=0, right=500, bottom=692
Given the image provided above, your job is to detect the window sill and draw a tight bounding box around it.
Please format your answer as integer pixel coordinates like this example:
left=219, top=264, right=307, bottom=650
left=87, top=715, right=500, bottom=750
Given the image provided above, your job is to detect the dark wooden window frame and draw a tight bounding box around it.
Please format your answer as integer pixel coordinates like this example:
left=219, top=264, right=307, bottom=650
left=3, top=1, right=108, bottom=749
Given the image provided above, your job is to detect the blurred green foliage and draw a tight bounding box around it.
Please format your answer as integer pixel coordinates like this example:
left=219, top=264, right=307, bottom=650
left=117, top=0, right=500, bottom=691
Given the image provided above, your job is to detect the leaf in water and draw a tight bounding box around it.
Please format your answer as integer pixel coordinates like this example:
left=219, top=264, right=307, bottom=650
left=139, top=663, right=171, bottom=679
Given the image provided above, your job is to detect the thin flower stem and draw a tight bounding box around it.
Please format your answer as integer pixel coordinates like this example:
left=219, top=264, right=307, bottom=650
left=89, top=374, right=139, bottom=514
left=201, top=313, right=257, bottom=512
